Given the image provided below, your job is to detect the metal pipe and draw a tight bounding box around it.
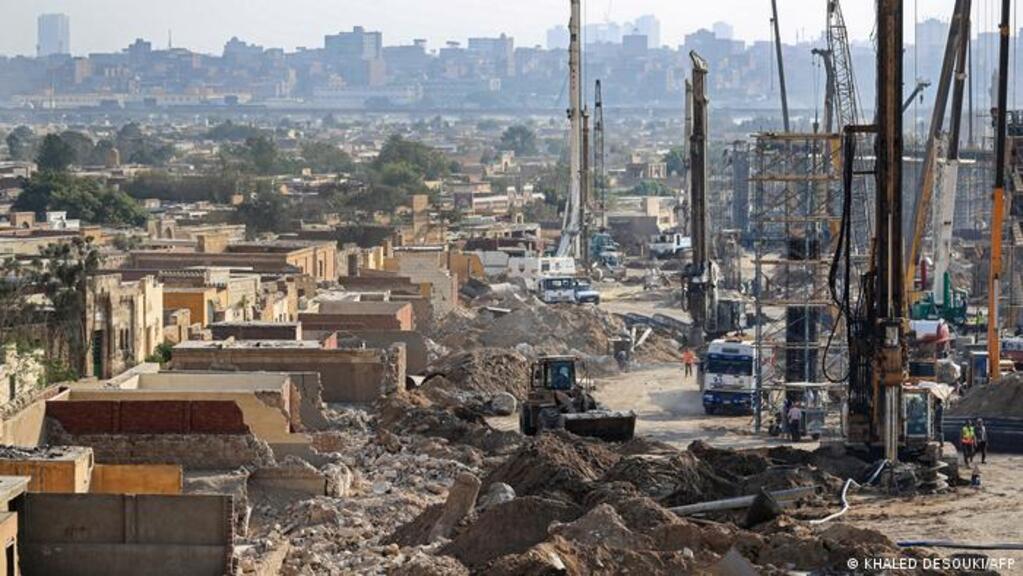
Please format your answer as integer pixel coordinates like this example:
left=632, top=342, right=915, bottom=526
left=668, top=486, right=818, bottom=516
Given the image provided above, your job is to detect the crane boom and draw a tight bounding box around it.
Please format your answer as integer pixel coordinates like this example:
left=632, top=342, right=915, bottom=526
left=905, top=0, right=971, bottom=299
left=770, top=0, right=790, bottom=132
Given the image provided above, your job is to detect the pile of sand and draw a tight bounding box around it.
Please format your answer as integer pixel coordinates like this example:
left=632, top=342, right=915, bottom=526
left=949, top=374, right=1023, bottom=418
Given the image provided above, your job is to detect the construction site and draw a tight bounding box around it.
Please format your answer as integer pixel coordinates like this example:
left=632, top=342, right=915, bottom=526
left=2, top=0, right=1023, bottom=575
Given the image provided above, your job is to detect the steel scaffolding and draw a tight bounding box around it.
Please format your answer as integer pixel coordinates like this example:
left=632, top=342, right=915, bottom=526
left=751, top=132, right=847, bottom=390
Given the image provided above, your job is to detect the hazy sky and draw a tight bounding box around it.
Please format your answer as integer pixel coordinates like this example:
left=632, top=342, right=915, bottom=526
left=0, top=0, right=1003, bottom=57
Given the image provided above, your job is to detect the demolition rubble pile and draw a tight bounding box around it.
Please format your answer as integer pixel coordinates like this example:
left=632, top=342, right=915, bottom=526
left=430, top=291, right=679, bottom=365
left=236, top=402, right=495, bottom=576
left=423, top=348, right=531, bottom=405
left=231, top=383, right=962, bottom=576
left=949, top=373, right=1023, bottom=418
left=379, top=431, right=955, bottom=575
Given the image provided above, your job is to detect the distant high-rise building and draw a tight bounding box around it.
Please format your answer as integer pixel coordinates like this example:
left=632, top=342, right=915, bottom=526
left=633, top=15, right=661, bottom=48
left=37, top=13, right=70, bottom=57
left=468, top=34, right=515, bottom=77
left=622, top=34, right=649, bottom=58
left=546, top=26, right=569, bottom=50
left=325, top=26, right=382, bottom=61
left=712, top=21, right=734, bottom=41
left=325, top=26, right=385, bottom=86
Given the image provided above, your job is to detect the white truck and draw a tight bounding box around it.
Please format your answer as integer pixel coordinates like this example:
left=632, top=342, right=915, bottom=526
left=537, top=276, right=601, bottom=305
left=648, top=233, right=692, bottom=259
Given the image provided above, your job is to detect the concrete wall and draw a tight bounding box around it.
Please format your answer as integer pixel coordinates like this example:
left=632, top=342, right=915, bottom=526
left=334, top=330, right=428, bottom=374
left=0, top=451, right=92, bottom=493
left=1, top=388, right=70, bottom=447
left=90, top=464, right=182, bottom=495
left=305, top=301, right=414, bottom=331
left=0, top=512, right=16, bottom=576
left=171, top=346, right=406, bottom=403
left=20, top=493, right=233, bottom=576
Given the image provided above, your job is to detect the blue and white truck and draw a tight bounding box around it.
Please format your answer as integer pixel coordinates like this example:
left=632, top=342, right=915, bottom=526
left=699, top=339, right=757, bottom=415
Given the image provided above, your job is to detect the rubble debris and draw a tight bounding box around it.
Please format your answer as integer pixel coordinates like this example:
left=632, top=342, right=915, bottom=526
left=475, top=482, right=515, bottom=512
left=430, top=297, right=679, bottom=365
left=489, top=392, right=517, bottom=416
left=427, top=473, right=481, bottom=543
left=389, top=552, right=469, bottom=576
left=424, top=349, right=531, bottom=402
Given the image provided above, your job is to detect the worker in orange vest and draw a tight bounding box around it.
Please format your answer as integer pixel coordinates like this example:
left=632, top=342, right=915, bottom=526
left=682, top=348, right=697, bottom=378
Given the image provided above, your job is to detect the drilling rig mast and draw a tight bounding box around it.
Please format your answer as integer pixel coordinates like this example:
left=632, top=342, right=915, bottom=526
left=594, top=80, right=606, bottom=230
left=556, top=0, right=584, bottom=259
left=684, top=52, right=718, bottom=344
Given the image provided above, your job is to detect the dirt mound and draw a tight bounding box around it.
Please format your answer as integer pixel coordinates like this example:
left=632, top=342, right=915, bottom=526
left=949, top=375, right=1023, bottom=418
left=689, top=440, right=771, bottom=478
left=439, top=496, right=581, bottom=568
left=483, top=431, right=620, bottom=505
left=424, top=348, right=530, bottom=401
left=657, top=451, right=742, bottom=507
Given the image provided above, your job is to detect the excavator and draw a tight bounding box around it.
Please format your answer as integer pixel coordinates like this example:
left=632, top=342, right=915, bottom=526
left=518, top=356, right=636, bottom=442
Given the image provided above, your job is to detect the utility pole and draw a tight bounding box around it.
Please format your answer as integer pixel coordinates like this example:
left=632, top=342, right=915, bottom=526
left=988, top=0, right=1012, bottom=382
left=770, top=0, right=791, bottom=132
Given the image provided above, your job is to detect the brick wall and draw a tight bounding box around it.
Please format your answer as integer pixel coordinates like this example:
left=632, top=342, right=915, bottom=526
left=46, top=400, right=250, bottom=435
left=47, top=427, right=275, bottom=470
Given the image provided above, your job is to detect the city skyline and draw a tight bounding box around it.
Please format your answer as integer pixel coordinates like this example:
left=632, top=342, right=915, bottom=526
left=0, top=0, right=993, bottom=58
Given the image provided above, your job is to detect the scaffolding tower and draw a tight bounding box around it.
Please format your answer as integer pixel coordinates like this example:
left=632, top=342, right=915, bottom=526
left=751, top=132, right=847, bottom=390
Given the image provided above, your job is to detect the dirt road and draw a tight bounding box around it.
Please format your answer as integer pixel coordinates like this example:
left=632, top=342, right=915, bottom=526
left=845, top=455, right=1023, bottom=572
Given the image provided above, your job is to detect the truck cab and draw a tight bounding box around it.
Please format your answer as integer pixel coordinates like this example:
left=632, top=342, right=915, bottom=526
left=648, top=233, right=692, bottom=259
left=700, top=338, right=757, bottom=415
left=537, top=276, right=578, bottom=304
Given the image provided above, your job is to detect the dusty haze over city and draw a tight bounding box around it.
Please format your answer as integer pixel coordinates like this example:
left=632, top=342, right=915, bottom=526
left=0, top=0, right=986, bottom=55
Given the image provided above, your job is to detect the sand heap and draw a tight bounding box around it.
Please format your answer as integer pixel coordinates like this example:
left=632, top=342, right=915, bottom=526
left=949, top=374, right=1023, bottom=418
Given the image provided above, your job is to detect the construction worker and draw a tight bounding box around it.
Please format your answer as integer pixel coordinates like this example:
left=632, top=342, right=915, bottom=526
left=682, top=348, right=696, bottom=378
left=787, top=402, right=803, bottom=442
left=976, top=418, right=989, bottom=464
left=960, top=420, right=976, bottom=465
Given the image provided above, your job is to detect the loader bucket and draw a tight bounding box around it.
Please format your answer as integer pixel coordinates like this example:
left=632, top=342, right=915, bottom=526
left=562, top=410, right=637, bottom=442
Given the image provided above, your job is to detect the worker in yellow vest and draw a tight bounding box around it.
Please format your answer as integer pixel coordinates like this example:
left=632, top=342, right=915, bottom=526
left=960, top=421, right=976, bottom=465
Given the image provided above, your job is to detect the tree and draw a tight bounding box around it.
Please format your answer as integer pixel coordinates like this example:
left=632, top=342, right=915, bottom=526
left=374, top=135, right=450, bottom=180
left=59, top=131, right=98, bottom=166
left=13, top=172, right=147, bottom=226
left=237, top=182, right=293, bottom=237
left=36, top=134, right=75, bottom=172
left=31, top=237, right=100, bottom=378
left=245, top=136, right=279, bottom=176
left=5, top=126, right=37, bottom=161
left=630, top=180, right=670, bottom=196
left=499, top=125, right=538, bottom=156
left=206, top=120, right=266, bottom=142
left=300, top=141, right=354, bottom=174
left=664, top=147, right=686, bottom=177
left=115, top=123, right=173, bottom=166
